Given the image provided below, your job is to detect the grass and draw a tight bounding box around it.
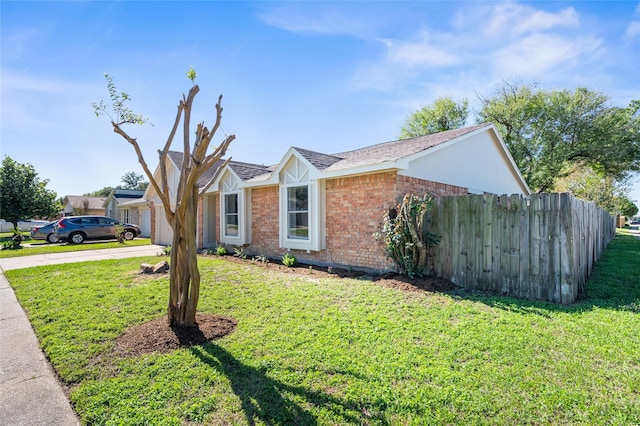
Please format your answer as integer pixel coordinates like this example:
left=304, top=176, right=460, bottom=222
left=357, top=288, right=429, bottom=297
left=0, top=238, right=152, bottom=258
left=5, top=231, right=640, bottom=425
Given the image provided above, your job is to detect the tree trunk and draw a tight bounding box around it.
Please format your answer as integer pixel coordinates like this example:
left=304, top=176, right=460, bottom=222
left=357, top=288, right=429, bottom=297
left=167, top=185, right=200, bottom=327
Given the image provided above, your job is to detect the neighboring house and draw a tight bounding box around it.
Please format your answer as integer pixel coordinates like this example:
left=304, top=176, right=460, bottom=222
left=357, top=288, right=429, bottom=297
left=61, top=196, right=107, bottom=216
left=116, top=198, right=151, bottom=237
left=146, top=123, right=531, bottom=270
left=103, top=189, right=145, bottom=221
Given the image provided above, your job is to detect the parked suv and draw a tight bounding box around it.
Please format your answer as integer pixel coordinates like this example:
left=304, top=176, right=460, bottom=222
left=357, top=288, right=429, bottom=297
left=53, top=216, right=141, bottom=244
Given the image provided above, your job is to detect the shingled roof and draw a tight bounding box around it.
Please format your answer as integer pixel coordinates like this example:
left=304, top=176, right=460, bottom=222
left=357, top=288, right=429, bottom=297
left=291, top=147, right=342, bottom=170
left=169, top=123, right=496, bottom=186
left=242, top=123, right=493, bottom=182
left=64, top=195, right=107, bottom=210
left=324, top=123, right=491, bottom=172
left=167, top=151, right=226, bottom=188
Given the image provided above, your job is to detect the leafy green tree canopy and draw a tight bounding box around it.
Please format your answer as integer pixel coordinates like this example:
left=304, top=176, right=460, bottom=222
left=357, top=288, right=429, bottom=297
left=399, top=97, right=469, bottom=139
left=554, top=166, right=637, bottom=216
left=0, top=156, right=61, bottom=226
left=477, top=82, right=640, bottom=193
left=120, top=171, right=148, bottom=190
left=84, top=187, right=114, bottom=197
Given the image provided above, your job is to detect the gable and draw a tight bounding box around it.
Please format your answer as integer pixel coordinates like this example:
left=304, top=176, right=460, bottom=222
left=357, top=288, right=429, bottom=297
left=401, top=127, right=530, bottom=195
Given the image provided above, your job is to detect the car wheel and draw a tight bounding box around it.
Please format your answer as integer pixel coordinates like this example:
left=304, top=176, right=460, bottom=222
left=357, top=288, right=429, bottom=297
left=46, top=233, right=59, bottom=244
left=70, top=233, right=85, bottom=244
left=123, top=230, right=136, bottom=240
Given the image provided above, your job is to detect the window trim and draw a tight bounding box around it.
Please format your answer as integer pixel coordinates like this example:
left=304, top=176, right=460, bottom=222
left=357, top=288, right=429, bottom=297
left=223, top=193, right=239, bottom=237
left=279, top=180, right=325, bottom=251
left=219, top=187, right=250, bottom=246
left=122, top=208, right=130, bottom=224
left=286, top=185, right=309, bottom=241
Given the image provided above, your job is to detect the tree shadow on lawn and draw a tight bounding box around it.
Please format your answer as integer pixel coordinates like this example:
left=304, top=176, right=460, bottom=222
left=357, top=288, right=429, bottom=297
left=190, top=344, right=384, bottom=425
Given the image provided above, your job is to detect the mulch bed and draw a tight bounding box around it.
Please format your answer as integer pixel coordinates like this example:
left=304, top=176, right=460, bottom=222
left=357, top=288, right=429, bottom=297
left=114, top=314, right=237, bottom=356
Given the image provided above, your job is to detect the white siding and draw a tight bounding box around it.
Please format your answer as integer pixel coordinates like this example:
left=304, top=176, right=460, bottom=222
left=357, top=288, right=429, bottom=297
left=140, top=208, right=151, bottom=237
left=402, top=132, right=527, bottom=195
left=155, top=206, right=173, bottom=246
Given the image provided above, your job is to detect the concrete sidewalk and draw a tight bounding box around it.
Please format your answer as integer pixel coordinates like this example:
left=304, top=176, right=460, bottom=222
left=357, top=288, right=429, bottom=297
left=0, top=244, right=165, bottom=425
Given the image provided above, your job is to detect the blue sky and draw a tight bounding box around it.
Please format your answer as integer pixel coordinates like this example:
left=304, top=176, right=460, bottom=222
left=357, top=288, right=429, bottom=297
left=2, top=1, right=640, bottom=208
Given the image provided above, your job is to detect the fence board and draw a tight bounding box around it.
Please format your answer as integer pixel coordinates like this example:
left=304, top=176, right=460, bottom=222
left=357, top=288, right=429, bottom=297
left=425, top=192, right=614, bottom=304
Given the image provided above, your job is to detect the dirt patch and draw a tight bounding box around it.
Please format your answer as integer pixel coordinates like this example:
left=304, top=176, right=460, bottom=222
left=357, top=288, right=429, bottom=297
left=219, top=254, right=456, bottom=291
left=370, top=273, right=457, bottom=293
left=114, top=313, right=237, bottom=356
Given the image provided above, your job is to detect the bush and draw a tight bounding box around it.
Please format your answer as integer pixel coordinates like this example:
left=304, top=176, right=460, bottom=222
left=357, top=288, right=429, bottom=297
left=374, top=193, right=439, bottom=279
left=215, top=246, right=227, bottom=256
left=115, top=224, right=125, bottom=243
left=282, top=252, right=296, bottom=267
left=233, top=247, right=247, bottom=259
left=1, top=239, right=21, bottom=250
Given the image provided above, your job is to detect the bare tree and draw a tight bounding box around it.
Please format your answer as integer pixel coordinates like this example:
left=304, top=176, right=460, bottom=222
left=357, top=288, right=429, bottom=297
left=93, top=70, right=235, bottom=327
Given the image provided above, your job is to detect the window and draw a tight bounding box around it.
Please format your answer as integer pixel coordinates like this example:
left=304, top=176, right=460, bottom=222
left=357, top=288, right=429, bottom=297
left=122, top=209, right=130, bottom=224
left=287, top=186, right=309, bottom=240
left=224, top=193, right=239, bottom=236
left=279, top=156, right=325, bottom=251
left=218, top=171, right=250, bottom=245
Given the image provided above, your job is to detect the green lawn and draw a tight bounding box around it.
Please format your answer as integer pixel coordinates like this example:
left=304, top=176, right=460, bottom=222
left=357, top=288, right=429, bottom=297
left=0, top=238, right=152, bottom=258
left=5, top=231, right=640, bottom=425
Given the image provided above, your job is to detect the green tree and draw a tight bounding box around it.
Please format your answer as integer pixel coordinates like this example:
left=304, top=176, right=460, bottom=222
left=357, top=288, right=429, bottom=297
left=0, top=157, right=61, bottom=228
left=121, top=171, right=146, bottom=190
left=478, top=82, right=640, bottom=192
left=84, top=187, right=114, bottom=197
left=554, top=166, right=637, bottom=216
left=93, top=72, right=235, bottom=328
left=399, top=97, right=469, bottom=139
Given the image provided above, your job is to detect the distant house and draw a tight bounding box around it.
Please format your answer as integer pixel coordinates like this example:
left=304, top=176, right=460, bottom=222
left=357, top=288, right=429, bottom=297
left=116, top=197, right=151, bottom=237
left=61, top=196, right=107, bottom=217
left=146, top=123, right=530, bottom=270
left=103, top=189, right=144, bottom=220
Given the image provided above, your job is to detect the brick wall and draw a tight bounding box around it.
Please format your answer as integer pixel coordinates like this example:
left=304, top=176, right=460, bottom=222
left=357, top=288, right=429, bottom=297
left=149, top=201, right=156, bottom=243
left=397, top=175, right=467, bottom=199
left=322, top=171, right=398, bottom=269
left=208, top=172, right=468, bottom=271
left=249, top=186, right=280, bottom=255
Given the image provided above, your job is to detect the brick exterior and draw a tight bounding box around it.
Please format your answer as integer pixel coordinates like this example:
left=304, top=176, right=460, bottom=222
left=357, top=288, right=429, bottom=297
left=149, top=201, right=156, bottom=243
left=397, top=175, right=468, bottom=198
left=224, top=171, right=468, bottom=271
left=248, top=186, right=280, bottom=255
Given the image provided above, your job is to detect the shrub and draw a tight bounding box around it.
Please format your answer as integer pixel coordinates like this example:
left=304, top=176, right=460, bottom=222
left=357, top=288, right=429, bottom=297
left=374, top=193, right=439, bottom=279
left=162, top=245, right=172, bottom=256
left=1, top=239, right=21, bottom=250
left=282, top=252, right=296, bottom=267
left=215, top=246, right=227, bottom=256
left=115, top=224, right=125, bottom=243
left=2, top=227, right=23, bottom=250
left=233, top=247, right=247, bottom=259
left=253, top=254, right=269, bottom=265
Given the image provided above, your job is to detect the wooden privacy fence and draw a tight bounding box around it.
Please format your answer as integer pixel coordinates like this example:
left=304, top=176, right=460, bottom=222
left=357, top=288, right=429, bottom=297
left=426, top=193, right=615, bottom=304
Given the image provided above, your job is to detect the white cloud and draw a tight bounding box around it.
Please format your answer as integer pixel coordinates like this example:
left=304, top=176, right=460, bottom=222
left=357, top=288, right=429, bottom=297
left=626, top=21, right=640, bottom=39
left=484, top=3, right=579, bottom=37
left=1, top=27, right=40, bottom=59
left=257, top=4, right=369, bottom=37
left=383, top=33, right=460, bottom=68
left=493, top=34, right=603, bottom=77
left=626, top=4, right=640, bottom=40
left=1, top=69, right=84, bottom=94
